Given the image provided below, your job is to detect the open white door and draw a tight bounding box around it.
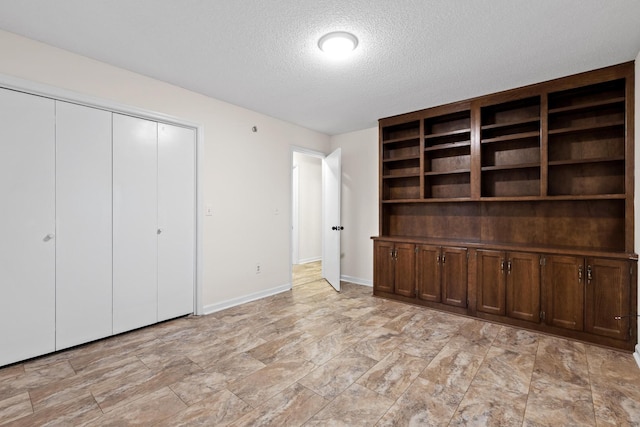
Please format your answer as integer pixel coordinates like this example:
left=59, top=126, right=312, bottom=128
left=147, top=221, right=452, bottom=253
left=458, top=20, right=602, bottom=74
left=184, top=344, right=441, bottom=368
left=322, top=148, right=342, bottom=291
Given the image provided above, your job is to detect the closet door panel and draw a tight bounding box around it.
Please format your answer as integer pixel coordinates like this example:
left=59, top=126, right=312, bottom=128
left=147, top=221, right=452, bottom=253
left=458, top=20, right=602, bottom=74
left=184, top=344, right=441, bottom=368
left=55, top=102, right=113, bottom=350
left=0, top=89, right=55, bottom=366
left=113, top=114, right=158, bottom=334
left=158, top=124, right=195, bottom=321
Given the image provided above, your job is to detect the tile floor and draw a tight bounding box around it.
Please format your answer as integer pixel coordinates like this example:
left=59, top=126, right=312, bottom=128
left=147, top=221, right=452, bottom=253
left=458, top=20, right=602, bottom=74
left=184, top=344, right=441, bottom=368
left=1, top=273, right=640, bottom=426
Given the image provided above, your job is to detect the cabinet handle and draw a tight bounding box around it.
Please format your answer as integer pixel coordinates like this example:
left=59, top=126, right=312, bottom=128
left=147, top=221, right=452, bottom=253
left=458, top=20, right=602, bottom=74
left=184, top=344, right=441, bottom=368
left=578, top=265, right=583, bottom=283
left=507, top=261, right=512, bottom=274
left=442, top=254, right=446, bottom=264
left=587, top=265, right=592, bottom=283
left=436, top=254, right=440, bottom=264
left=500, top=260, right=505, bottom=272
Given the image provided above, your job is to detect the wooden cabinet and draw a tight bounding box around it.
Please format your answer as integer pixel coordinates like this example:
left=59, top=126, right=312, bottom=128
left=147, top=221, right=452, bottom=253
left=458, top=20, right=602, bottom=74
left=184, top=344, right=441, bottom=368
left=374, top=62, right=636, bottom=350
left=543, top=255, right=631, bottom=340
left=477, top=250, right=540, bottom=322
left=416, top=246, right=468, bottom=307
left=373, top=241, right=415, bottom=297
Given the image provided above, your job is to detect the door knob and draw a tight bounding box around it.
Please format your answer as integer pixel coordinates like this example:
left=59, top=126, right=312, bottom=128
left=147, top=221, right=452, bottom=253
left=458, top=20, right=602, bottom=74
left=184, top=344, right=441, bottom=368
left=43, top=233, right=55, bottom=242
left=157, top=229, right=163, bottom=235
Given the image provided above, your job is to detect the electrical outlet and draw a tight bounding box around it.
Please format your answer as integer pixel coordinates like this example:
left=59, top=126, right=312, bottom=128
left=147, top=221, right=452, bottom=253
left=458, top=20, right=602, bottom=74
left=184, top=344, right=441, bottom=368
left=256, top=263, right=261, bottom=274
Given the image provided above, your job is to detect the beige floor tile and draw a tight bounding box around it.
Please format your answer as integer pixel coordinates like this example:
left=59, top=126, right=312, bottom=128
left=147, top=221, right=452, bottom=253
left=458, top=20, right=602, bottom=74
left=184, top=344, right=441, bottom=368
left=470, top=346, right=535, bottom=395
left=306, top=383, right=394, bottom=426
left=298, top=348, right=377, bottom=398
left=156, top=389, right=251, bottom=426
left=229, top=382, right=328, bottom=426
left=450, top=385, right=527, bottom=427
left=352, top=327, right=404, bottom=361
left=0, top=392, right=32, bottom=426
left=377, top=376, right=462, bottom=426
left=6, top=394, right=102, bottom=427
left=357, top=350, right=429, bottom=399
left=227, top=357, right=316, bottom=408
left=93, top=386, right=187, bottom=426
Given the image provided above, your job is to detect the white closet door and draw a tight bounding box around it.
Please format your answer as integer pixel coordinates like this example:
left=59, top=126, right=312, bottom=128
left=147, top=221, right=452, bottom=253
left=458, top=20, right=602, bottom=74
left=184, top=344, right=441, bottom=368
left=55, top=102, right=112, bottom=350
left=113, top=114, right=158, bottom=334
left=158, top=124, right=195, bottom=321
left=0, top=89, right=55, bottom=366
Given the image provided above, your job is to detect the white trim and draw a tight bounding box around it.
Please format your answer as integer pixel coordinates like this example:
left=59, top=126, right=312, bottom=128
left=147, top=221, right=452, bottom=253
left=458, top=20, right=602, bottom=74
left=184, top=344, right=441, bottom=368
left=341, top=275, right=373, bottom=287
left=203, top=283, right=291, bottom=315
left=0, top=72, right=204, bottom=318
left=297, top=256, right=322, bottom=265
left=634, top=344, right=640, bottom=370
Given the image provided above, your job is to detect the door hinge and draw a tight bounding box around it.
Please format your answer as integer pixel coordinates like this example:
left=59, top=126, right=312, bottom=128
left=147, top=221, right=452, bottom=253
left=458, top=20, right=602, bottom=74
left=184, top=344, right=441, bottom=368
left=539, top=257, right=546, bottom=266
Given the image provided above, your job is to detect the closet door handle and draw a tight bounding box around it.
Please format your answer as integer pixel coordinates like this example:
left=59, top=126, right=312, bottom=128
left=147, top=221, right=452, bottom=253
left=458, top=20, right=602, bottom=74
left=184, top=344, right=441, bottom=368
left=157, top=228, right=163, bottom=235
left=43, top=233, right=55, bottom=242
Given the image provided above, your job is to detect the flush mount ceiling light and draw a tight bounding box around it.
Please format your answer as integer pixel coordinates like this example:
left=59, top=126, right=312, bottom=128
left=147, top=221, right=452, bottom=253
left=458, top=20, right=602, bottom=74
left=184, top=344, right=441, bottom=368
left=318, top=31, right=358, bottom=58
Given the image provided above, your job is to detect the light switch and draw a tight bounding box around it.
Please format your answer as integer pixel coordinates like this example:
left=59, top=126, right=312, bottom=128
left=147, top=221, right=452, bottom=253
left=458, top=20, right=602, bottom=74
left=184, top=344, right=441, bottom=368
left=205, top=205, right=213, bottom=216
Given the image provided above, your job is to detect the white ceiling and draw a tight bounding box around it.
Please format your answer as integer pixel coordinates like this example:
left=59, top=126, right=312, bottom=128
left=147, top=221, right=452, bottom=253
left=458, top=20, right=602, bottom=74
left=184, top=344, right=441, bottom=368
left=1, top=0, right=639, bottom=135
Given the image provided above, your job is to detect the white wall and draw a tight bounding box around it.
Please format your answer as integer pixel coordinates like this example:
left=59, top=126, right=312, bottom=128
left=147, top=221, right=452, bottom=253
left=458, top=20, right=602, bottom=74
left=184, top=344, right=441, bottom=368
left=0, top=30, right=331, bottom=311
left=330, top=127, right=379, bottom=285
left=293, top=153, right=322, bottom=263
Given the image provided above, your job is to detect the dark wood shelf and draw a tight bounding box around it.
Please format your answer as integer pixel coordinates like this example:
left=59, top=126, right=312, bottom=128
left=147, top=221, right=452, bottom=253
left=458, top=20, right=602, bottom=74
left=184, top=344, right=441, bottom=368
left=481, top=117, right=540, bottom=131
left=377, top=63, right=635, bottom=351
left=548, top=120, right=624, bottom=136
left=481, top=131, right=540, bottom=144
left=382, top=173, right=420, bottom=179
left=425, top=128, right=470, bottom=139
left=382, top=155, right=420, bottom=163
left=424, top=169, right=470, bottom=177
left=382, top=135, right=420, bottom=145
left=548, top=156, right=625, bottom=167
left=548, top=97, right=625, bottom=115
left=424, top=141, right=471, bottom=152
left=481, top=163, right=540, bottom=172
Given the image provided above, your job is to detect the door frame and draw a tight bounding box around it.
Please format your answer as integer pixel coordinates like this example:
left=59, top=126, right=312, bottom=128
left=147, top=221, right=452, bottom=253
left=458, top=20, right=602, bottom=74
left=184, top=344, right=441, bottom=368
left=289, top=146, right=332, bottom=287
left=0, top=72, right=205, bottom=316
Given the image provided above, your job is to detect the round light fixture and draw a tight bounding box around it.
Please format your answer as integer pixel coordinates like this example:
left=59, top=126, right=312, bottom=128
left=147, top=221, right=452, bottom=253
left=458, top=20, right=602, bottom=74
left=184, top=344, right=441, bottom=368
left=318, top=31, right=358, bottom=58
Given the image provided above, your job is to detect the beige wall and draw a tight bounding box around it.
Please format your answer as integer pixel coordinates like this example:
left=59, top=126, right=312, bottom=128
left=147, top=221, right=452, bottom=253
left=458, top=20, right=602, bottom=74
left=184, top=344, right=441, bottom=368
left=0, top=30, right=331, bottom=311
left=331, top=127, right=379, bottom=285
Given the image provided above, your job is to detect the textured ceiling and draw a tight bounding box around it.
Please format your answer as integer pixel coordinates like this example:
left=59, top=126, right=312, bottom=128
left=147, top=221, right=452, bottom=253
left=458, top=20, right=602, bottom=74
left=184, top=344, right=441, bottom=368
left=0, top=0, right=639, bottom=135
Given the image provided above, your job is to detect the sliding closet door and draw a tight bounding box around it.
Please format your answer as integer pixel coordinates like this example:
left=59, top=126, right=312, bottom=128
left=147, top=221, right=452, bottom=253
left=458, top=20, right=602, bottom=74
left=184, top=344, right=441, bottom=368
left=0, top=89, right=55, bottom=366
left=158, top=124, right=195, bottom=321
left=55, top=102, right=112, bottom=350
left=113, top=114, right=158, bottom=334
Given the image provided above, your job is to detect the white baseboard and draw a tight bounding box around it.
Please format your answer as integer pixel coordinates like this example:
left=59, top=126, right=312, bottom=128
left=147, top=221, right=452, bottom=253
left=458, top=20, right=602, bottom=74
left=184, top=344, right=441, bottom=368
left=297, top=257, right=321, bottom=265
left=634, top=344, right=640, bottom=370
left=202, top=283, right=291, bottom=315
left=341, top=275, right=372, bottom=287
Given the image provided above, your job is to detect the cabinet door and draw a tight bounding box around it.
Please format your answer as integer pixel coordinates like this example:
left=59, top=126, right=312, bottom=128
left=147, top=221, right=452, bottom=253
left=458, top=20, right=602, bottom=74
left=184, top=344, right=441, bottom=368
left=585, top=258, right=630, bottom=340
left=506, top=252, right=540, bottom=323
left=0, top=89, right=55, bottom=366
left=416, top=245, right=441, bottom=302
left=55, top=102, right=113, bottom=349
left=476, top=250, right=505, bottom=315
left=442, top=247, right=468, bottom=307
left=113, top=114, right=158, bottom=334
left=158, top=124, right=195, bottom=321
left=394, top=243, right=415, bottom=297
left=544, top=255, right=584, bottom=331
left=374, top=241, right=395, bottom=293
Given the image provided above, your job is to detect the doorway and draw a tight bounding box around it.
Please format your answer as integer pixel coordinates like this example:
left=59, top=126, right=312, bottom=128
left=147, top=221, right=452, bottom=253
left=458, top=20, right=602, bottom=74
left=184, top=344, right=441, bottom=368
left=290, top=147, right=342, bottom=290
left=291, top=151, right=323, bottom=287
